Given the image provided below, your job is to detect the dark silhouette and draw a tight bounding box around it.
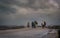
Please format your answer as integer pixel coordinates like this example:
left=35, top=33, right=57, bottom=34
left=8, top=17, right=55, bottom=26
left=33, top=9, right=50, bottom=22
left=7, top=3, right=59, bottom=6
left=31, top=22, right=34, bottom=28
left=34, top=21, right=38, bottom=25
left=44, top=21, right=46, bottom=27
left=58, top=30, right=60, bottom=38
left=31, top=21, right=38, bottom=28
left=34, top=21, right=38, bottom=28
left=41, top=21, right=46, bottom=28
left=27, top=22, right=30, bottom=28
left=41, top=23, right=44, bottom=28
left=31, top=22, right=35, bottom=28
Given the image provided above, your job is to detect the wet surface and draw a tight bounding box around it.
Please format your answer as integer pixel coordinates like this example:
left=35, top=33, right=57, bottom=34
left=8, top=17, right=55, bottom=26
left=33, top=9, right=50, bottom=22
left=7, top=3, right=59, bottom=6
left=0, top=28, right=58, bottom=38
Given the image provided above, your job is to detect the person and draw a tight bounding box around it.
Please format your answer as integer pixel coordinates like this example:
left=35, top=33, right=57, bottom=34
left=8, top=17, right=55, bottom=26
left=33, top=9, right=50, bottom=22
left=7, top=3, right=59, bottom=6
left=31, top=22, right=34, bottom=28
left=41, top=23, right=43, bottom=28
left=41, top=21, right=46, bottom=28
left=44, top=21, right=46, bottom=27
left=27, top=22, right=30, bottom=28
left=34, top=21, right=38, bottom=28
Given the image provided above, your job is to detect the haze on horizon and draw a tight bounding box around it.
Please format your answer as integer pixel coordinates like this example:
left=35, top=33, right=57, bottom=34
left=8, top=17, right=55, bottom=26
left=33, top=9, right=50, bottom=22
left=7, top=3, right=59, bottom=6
left=0, top=0, right=60, bottom=25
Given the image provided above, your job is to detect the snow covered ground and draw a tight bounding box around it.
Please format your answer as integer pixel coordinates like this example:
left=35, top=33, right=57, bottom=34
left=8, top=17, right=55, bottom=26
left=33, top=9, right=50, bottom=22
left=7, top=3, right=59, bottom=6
left=0, top=28, right=58, bottom=38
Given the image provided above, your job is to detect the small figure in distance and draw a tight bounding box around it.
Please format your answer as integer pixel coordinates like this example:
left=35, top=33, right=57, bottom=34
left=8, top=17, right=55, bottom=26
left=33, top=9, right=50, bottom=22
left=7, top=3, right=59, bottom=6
left=27, top=22, right=30, bottom=28
left=31, top=22, right=35, bottom=28
left=41, top=21, right=46, bottom=28
left=41, top=23, right=44, bottom=28
left=34, top=21, right=38, bottom=28
left=43, top=21, right=46, bottom=28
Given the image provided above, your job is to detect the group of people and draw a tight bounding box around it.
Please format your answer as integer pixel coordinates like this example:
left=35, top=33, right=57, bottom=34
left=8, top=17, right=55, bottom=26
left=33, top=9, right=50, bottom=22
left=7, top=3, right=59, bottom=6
left=31, top=21, right=38, bottom=28
left=27, top=21, right=46, bottom=28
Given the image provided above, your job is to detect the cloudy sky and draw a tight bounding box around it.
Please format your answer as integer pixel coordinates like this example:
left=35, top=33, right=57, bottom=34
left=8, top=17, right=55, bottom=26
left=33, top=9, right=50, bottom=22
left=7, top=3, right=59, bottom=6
left=0, top=0, right=60, bottom=25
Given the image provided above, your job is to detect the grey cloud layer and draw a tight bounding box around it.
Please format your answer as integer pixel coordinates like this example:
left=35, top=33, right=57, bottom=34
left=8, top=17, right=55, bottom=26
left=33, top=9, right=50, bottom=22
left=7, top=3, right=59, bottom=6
left=0, top=0, right=59, bottom=14
left=0, top=0, right=60, bottom=25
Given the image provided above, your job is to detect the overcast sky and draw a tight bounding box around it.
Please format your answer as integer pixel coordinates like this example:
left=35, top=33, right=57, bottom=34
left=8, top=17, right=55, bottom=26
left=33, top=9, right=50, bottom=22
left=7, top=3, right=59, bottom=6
left=0, top=0, right=60, bottom=26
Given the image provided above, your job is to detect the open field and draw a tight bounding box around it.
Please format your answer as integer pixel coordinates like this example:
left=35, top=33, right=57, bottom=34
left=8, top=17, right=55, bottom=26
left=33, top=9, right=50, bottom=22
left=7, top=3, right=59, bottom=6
left=0, top=28, right=58, bottom=38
